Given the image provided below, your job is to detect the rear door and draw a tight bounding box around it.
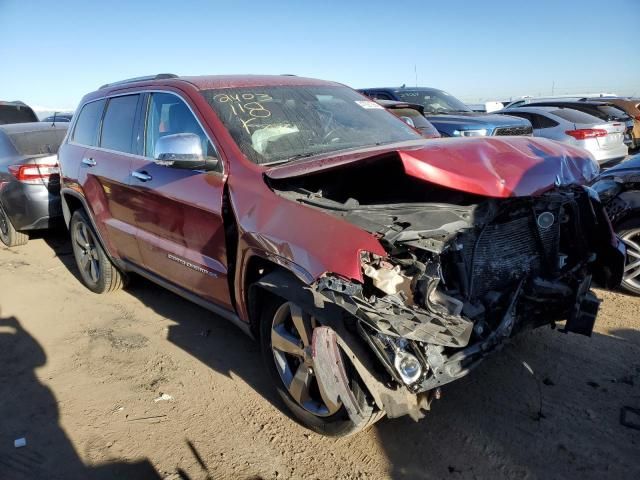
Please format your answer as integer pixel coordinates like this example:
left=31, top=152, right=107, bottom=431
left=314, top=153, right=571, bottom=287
left=128, top=91, right=232, bottom=309
left=77, top=94, right=145, bottom=263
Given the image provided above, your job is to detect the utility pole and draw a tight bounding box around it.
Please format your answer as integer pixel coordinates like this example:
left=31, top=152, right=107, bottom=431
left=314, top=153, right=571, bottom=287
left=414, top=65, right=418, bottom=87
left=551, top=80, right=555, bottom=96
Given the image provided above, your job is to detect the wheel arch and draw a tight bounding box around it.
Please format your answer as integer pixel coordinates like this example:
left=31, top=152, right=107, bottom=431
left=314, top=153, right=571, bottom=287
left=243, top=257, right=313, bottom=338
left=61, top=188, right=122, bottom=269
left=610, top=190, right=640, bottom=230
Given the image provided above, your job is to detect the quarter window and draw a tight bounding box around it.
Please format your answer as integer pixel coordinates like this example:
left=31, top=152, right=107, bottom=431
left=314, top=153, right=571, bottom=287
left=72, top=99, right=105, bottom=146
left=100, top=95, right=140, bottom=153
left=144, top=93, right=217, bottom=165
left=535, top=114, right=559, bottom=129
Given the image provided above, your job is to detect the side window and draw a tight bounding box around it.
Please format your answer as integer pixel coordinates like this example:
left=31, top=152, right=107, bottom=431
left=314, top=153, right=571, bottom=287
left=372, top=92, right=392, bottom=100
left=506, top=112, right=533, bottom=125
left=71, top=99, right=105, bottom=146
left=535, top=114, right=559, bottom=129
left=100, top=95, right=140, bottom=153
left=144, top=92, right=218, bottom=167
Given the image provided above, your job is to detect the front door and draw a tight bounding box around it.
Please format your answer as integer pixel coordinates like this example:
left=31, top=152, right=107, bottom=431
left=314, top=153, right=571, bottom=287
left=128, top=92, right=232, bottom=310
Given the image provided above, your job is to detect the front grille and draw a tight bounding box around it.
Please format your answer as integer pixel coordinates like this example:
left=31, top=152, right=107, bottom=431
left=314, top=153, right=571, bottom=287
left=493, top=126, right=533, bottom=136
left=462, top=213, right=560, bottom=298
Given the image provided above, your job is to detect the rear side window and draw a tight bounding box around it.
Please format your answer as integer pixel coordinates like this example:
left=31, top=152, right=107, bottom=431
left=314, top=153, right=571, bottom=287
left=72, top=99, right=105, bottom=146
left=0, top=104, right=39, bottom=125
left=551, top=109, right=600, bottom=124
left=6, top=128, right=67, bottom=156
left=534, top=114, right=559, bottom=129
left=504, top=111, right=532, bottom=123
left=100, top=95, right=140, bottom=153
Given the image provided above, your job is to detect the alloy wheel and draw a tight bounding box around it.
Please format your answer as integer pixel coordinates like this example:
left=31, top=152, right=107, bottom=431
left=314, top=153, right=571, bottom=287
left=73, top=221, right=100, bottom=284
left=270, top=301, right=342, bottom=417
left=621, top=228, right=640, bottom=292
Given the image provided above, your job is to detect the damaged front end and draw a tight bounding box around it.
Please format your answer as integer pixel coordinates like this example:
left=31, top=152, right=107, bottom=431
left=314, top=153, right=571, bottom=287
left=268, top=147, right=625, bottom=420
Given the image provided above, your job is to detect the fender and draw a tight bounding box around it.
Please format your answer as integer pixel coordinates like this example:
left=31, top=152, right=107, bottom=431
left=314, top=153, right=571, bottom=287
left=60, top=188, right=125, bottom=270
left=607, top=189, right=640, bottom=226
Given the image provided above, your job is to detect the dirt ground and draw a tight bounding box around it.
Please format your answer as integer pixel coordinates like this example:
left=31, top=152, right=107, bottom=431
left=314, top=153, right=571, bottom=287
left=1, top=230, right=639, bottom=480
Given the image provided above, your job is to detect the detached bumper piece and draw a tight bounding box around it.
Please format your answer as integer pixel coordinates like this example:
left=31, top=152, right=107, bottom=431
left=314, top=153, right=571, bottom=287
left=562, top=275, right=600, bottom=337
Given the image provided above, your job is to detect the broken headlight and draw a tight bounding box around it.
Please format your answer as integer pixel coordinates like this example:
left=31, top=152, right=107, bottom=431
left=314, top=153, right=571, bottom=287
left=375, top=333, right=424, bottom=386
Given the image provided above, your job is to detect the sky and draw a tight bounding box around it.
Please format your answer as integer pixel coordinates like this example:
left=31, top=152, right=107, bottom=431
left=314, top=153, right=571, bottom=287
left=1, top=0, right=638, bottom=112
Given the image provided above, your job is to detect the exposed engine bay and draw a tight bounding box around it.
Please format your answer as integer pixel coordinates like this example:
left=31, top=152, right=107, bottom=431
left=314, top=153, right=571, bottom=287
left=268, top=153, right=624, bottom=414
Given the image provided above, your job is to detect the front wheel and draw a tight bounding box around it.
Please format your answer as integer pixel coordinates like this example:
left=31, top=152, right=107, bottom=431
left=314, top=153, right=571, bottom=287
left=69, top=210, right=124, bottom=294
left=618, top=219, right=640, bottom=295
left=259, top=297, right=383, bottom=437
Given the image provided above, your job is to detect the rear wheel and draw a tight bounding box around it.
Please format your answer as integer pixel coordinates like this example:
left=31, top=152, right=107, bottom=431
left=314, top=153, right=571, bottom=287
left=259, top=296, right=383, bottom=436
left=618, top=219, right=640, bottom=295
left=70, top=210, right=124, bottom=293
left=0, top=203, right=28, bottom=247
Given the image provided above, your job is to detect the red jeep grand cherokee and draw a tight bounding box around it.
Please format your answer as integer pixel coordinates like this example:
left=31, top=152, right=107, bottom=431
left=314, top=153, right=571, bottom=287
left=58, top=74, right=624, bottom=436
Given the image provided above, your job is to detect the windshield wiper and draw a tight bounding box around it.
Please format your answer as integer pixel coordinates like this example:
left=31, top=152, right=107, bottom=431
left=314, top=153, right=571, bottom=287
left=262, top=152, right=316, bottom=166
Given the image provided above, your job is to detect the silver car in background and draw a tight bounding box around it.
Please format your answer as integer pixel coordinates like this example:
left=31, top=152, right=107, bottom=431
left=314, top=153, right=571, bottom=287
left=497, top=106, right=628, bottom=164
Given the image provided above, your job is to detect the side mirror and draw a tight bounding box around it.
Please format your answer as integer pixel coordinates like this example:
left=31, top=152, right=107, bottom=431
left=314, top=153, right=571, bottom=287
left=154, top=133, right=218, bottom=170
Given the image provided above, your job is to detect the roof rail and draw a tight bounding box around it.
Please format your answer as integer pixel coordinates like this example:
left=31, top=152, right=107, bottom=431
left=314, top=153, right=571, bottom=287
left=99, top=73, right=178, bottom=90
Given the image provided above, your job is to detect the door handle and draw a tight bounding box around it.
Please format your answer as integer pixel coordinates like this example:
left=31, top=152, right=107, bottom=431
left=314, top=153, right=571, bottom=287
left=132, top=171, right=152, bottom=182
left=82, top=157, right=96, bottom=167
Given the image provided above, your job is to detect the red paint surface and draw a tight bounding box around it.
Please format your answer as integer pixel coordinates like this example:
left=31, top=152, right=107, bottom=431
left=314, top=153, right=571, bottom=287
left=267, top=137, right=598, bottom=198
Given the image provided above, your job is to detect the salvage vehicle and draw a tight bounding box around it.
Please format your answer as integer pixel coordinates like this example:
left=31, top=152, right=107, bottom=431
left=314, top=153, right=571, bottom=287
left=0, top=123, right=67, bottom=246
left=358, top=86, right=533, bottom=137
left=58, top=74, right=624, bottom=436
left=376, top=99, right=441, bottom=138
left=496, top=106, right=628, bottom=164
left=592, top=153, right=640, bottom=294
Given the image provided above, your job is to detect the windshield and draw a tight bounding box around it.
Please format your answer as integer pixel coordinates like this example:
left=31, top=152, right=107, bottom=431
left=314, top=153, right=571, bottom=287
left=395, top=89, right=471, bottom=114
left=202, top=85, right=421, bottom=165
left=596, top=105, right=629, bottom=120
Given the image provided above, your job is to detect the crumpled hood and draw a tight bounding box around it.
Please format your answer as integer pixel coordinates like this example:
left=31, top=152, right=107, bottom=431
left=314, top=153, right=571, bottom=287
left=266, top=137, right=599, bottom=198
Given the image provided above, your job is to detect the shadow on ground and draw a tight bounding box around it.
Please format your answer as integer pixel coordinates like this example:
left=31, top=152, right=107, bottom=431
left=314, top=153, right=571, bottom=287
left=0, top=314, right=161, bottom=480
left=37, top=231, right=640, bottom=479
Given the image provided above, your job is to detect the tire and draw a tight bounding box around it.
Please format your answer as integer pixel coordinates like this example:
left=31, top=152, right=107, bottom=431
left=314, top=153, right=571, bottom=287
left=259, top=295, right=384, bottom=437
left=69, top=209, right=124, bottom=294
left=0, top=203, right=28, bottom=247
left=617, top=218, right=640, bottom=296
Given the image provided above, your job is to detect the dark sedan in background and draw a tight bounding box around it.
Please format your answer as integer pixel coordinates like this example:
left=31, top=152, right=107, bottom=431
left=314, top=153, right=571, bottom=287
left=592, top=153, right=640, bottom=294
left=0, top=123, right=67, bottom=246
left=41, top=113, right=73, bottom=123
left=376, top=99, right=441, bottom=138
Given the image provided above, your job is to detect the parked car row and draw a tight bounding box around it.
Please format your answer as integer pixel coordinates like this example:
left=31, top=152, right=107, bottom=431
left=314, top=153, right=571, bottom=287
left=501, top=96, right=639, bottom=157
left=0, top=74, right=637, bottom=438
